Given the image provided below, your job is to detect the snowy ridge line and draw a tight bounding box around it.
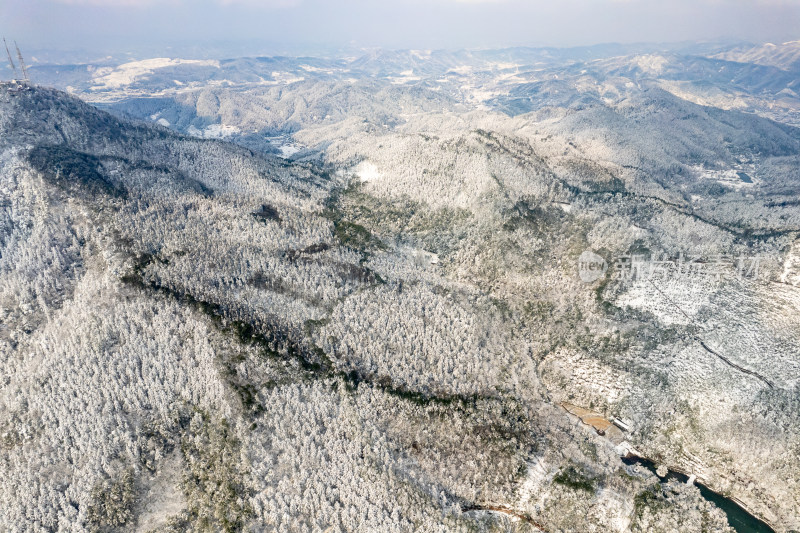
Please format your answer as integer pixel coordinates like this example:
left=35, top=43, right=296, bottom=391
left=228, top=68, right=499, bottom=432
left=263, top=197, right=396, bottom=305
left=589, top=186, right=800, bottom=242
left=646, top=280, right=775, bottom=389
left=123, top=252, right=499, bottom=407
left=481, top=129, right=798, bottom=242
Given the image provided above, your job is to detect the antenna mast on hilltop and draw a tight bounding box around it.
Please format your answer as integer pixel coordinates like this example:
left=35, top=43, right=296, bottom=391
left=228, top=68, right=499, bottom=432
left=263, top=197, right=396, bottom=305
left=3, top=38, right=19, bottom=80
left=15, top=41, right=29, bottom=82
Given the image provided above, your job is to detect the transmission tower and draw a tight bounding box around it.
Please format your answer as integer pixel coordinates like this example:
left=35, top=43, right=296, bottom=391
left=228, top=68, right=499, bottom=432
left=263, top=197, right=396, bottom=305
left=3, top=38, right=19, bottom=80
left=15, top=41, right=28, bottom=82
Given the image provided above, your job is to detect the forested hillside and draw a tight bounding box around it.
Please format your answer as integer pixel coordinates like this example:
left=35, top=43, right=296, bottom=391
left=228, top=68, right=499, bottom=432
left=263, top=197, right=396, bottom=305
left=2, top=40, right=800, bottom=532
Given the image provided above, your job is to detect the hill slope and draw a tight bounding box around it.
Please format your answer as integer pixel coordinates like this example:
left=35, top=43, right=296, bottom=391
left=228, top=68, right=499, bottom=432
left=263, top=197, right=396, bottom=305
left=2, top=83, right=799, bottom=532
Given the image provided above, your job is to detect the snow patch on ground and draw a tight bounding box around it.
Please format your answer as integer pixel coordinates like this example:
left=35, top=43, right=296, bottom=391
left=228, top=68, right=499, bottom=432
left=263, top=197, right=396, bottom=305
left=271, top=71, right=305, bottom=84
left=186, top=123, right=240, bottom=139
left=517, top=456, right=551, bottom=511
left=595, top=487, right=635, bottom=532
left=266, top=135, right=303, bottom=157
left=400, top=246, right=439, bottom=267
left=492, top=62, right=521, bottom=70
left=90, top=58, right=220, bottom=90
left=614, top=278, right=714, bottom=326
left=388, top=70, right=421, bottom=85
left=492, top=70, right=526, bottom=84
left=134, top=450, right=186, bottom=532
left=355, top=161, right=382, bottom=183
left=299, top=64, right=330, bottom=73
left=278, top=144, right=301, bottom=157
left=447, top=65, right=473, bottom=75
left=633, top=54, right=670, bottom=75
left=691, top=165, right=755, bottom=188
left=204, top=124, right=239, bottom=138
left=462, top=85, right=505, bottom=104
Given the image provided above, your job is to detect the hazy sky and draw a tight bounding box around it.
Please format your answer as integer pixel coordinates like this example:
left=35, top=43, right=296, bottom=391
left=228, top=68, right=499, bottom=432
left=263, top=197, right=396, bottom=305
left=3, top=0, right=800, bottom=55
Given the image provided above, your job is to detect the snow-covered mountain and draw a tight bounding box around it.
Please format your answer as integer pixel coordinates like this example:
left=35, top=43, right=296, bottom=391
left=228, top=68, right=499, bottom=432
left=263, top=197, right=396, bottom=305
left=2, top=40, right=800, bottom=532
left=712, top=40, right=800, bottom=72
